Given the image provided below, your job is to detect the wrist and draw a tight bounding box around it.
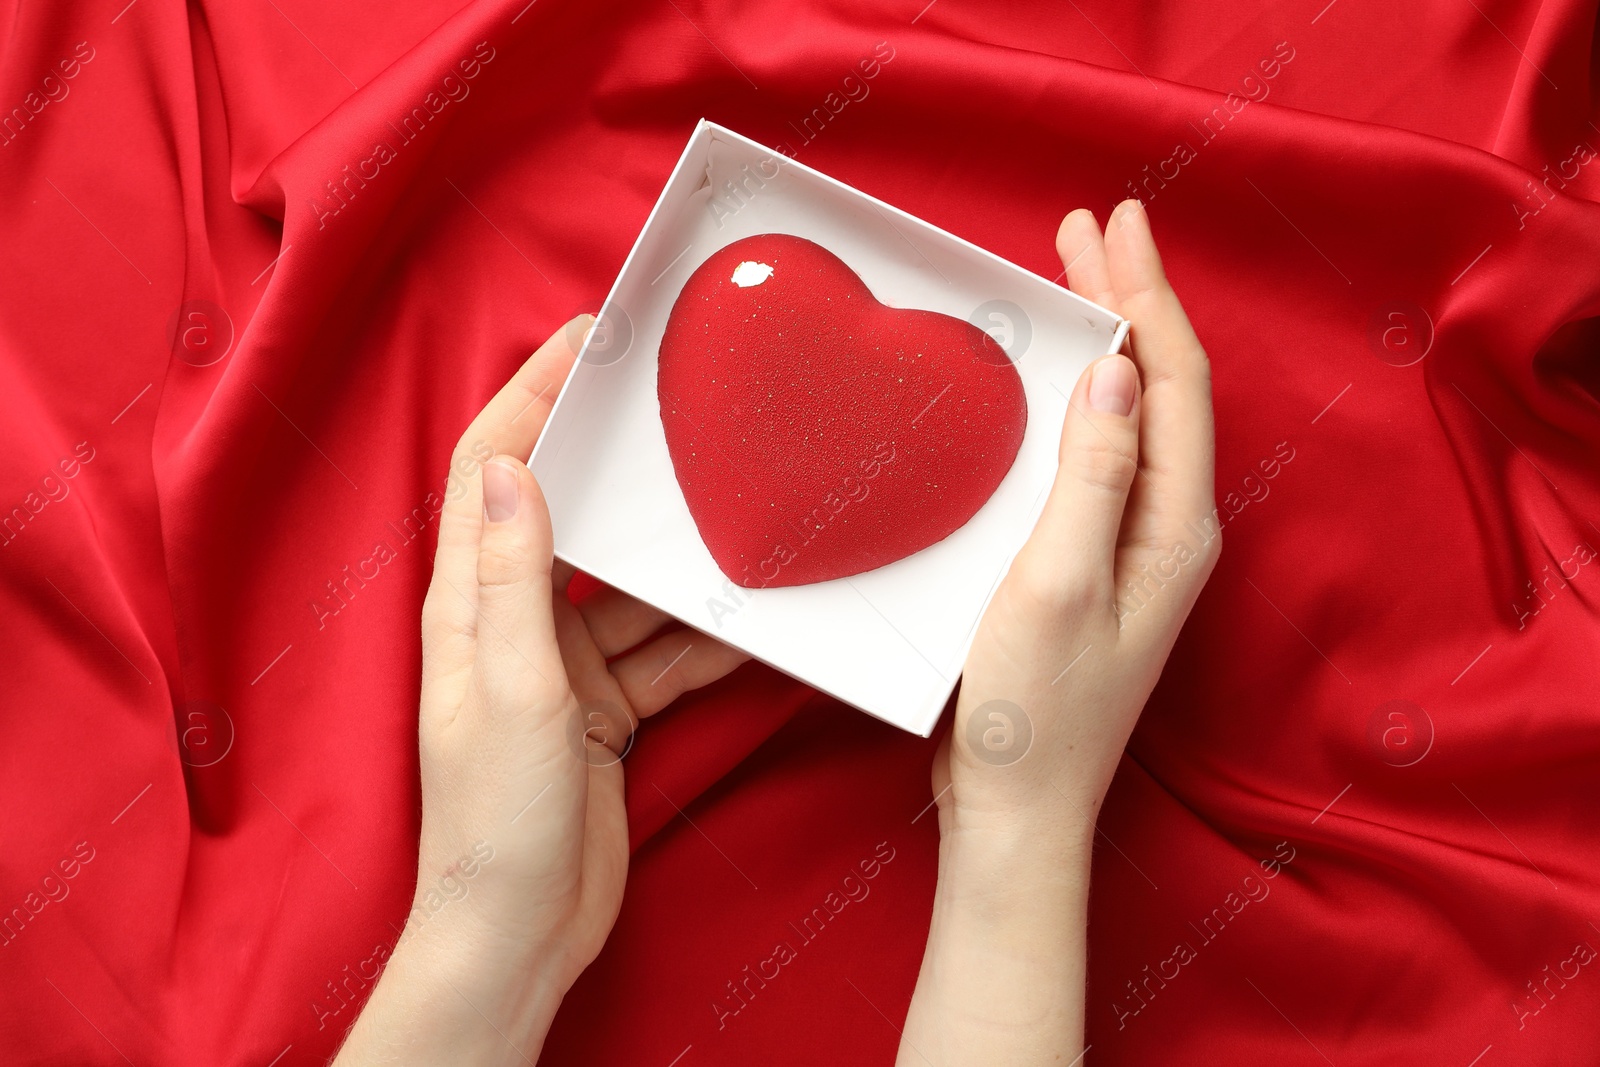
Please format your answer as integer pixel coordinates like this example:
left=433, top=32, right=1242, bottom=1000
left=934, top=818, right=1092, bottom=921
left=942, top=776, right=1099, bottom=861
left=403, top=897, right=571, bottom=1015
left=335, top=905, right=569, bottom=1067
left=901, top=821, right=1092, bottom=1058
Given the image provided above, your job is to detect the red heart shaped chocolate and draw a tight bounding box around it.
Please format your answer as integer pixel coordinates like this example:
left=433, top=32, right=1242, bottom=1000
left=658, top=233, right=1028, bottom=588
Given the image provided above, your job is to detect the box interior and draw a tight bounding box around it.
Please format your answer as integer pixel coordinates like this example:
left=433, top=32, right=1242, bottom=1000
left=530, top=121, right=1126, bottom=736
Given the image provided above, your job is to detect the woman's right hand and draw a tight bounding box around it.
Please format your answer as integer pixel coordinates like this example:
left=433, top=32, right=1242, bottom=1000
left=903, top=198, right=1219, bottom=1065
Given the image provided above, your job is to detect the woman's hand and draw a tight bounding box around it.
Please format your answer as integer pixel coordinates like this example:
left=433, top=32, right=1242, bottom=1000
left=901, top=199, right=1218, bottom=1065
left=335, top=318, right=750, bottom=1066
left=949, top=198, right=1218, bottom=835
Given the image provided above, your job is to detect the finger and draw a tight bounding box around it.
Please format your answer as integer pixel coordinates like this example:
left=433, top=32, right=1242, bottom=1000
left=575, top=584, right=673, bottom=658
left=1103, top=200, right=1215, bottom=520
left=567, top=693, right=639, bottom=760
left=1056, top=209, right=1114, bottom=308
left=422, top=318, right=587, bottom=702
left=468, top=456, right=564, bottom=720
left=1012, top=354, right=1142, bottom=609
left=609, top=629, right=751, bottom=720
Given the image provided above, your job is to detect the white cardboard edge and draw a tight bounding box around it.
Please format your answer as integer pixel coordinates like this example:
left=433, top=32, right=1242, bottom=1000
left=704, top=122, right=1129, bottom=334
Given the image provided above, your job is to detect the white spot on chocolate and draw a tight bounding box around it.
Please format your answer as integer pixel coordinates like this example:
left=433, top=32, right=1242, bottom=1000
left=731, top=261, right=775, bottom=287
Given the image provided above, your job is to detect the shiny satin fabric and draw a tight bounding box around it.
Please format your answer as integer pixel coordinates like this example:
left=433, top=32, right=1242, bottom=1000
left=1, top=0, right=1597, bottom=1063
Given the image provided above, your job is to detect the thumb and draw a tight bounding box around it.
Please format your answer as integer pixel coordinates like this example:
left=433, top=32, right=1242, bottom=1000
left=471, top=455, right=563, bottom=719
left=1015, top=355, right=1142, bottom=609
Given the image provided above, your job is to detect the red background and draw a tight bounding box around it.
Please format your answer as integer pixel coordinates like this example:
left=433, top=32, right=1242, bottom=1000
left=2, top=0, right=1598, bottom=1063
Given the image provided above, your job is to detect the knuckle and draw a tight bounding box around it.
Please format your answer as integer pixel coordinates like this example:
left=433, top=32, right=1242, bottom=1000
left=472, top=667, right=536, bottom=720
left=645, top=641, right=697, bottom=698
left=1141, top=366, right=1183, bottom=391
left=651, top=661, right=686, bottom=698
left=442, top=436, right=496, bottom=501
left=1008, top=551, right=1100, bottom=618
left=476, top=535, right=532, bottom=590
left=1178, top=353, right=1215, bottom=407
left=1070, top=435, right=1139, bottom=494
left=1120, top=282, right=1166, bottom=312
left=420, top=588, right=447, bottom=638
left=420, top=583, right=465, bottom=642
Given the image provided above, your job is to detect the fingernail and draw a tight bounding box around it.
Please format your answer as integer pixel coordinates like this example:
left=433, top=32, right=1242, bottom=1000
left=1088, top=356, right=1137, bottom=416
left=483, top=458, right=519, bottom=523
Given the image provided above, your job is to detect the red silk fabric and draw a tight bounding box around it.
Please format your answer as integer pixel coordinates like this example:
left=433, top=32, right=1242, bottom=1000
left=2, top=0, right=1598, bottom=1063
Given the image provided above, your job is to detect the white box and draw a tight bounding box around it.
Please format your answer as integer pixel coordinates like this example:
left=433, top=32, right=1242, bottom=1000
left=530, top=120, right=1127, bottom=736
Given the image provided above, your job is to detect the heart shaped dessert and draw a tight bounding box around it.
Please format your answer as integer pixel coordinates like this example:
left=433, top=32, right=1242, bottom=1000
left=658, top=233, right=1028, bottom=588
